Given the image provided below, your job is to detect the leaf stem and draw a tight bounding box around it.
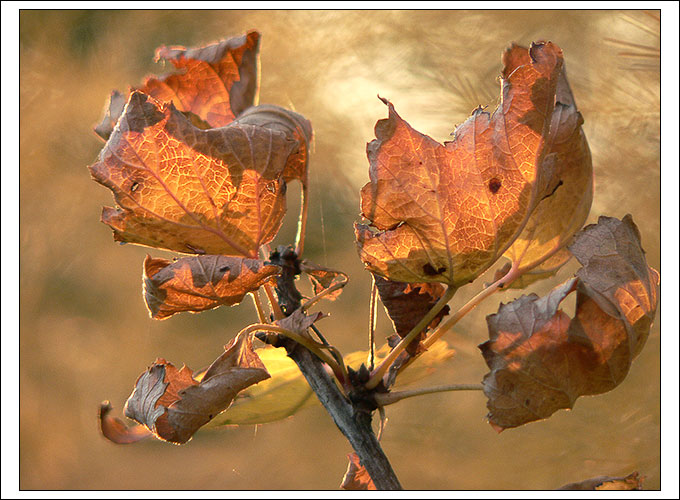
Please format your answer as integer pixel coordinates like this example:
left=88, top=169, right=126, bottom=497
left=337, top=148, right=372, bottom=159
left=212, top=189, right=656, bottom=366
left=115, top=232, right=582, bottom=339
left=365, top=285, right=456, bottom=390
left=263, top=283, right=285, bottom=320
left=300, top=273, right=349, bottom=312
left=250, top=291, right=268, bottom=323
left=422, top=263, right=522, bottom=350
left=368, top=279, right=378, bottom=371
left=294, top=183, right=309, bottom=257
left=374, top=383, right=483, bottom=406
left=246, top=323, right=347, bottom=385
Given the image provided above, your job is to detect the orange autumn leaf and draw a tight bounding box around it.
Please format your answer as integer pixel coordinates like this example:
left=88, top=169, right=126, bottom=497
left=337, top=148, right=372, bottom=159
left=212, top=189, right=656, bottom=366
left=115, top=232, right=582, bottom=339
left=502, top=44, right=593, bottom=284
left=94, top=31, right=260, bottom=140
left=340, top=453, right=376, bottom=490
left=480, top=215, right=659, bottom=430
left=124, top=332, right=270, bottom=444
left=143, top=255, right=280, bottom=320
left=300, top=260, right=349, bottom=302
left=89, top=91, right=309, bottom=257
left=356, top=42, right=564, bottom=287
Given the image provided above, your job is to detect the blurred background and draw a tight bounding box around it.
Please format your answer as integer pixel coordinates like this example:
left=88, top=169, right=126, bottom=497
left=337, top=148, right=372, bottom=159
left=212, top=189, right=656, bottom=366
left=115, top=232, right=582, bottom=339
left=19, top=9, right=661, bottom=490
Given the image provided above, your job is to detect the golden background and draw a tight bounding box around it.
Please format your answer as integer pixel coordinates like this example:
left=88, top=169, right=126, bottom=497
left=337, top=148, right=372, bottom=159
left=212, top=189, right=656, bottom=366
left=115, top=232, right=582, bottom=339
left=19, top=10, right=660, bottom=490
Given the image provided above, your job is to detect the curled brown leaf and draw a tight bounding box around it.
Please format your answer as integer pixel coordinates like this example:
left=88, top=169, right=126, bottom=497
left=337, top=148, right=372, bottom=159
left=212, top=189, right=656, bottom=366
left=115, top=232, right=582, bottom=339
left=123, top=333, right=270, bottom=444
left=143, top=254, right=280, bottom=320
left=480, top=215, right=659, bottom=430
left=99, top=401, right=152, bottom=444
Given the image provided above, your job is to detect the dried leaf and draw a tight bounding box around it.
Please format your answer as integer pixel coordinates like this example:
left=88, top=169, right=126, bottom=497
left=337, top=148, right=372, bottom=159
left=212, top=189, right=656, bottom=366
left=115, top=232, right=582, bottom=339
left=209, top=346, right=316, bottom=426
left=94, top=31, right=260, bottom=140
left=569, top=215, right=659, bottom=358
left=99, top=401, right=152, bottom=444
left=234, top=104, right=313, bottom=188
left=356, top=42, right=564, bottom=286
left=340, top=453, right=376, bottom=490
left=502, top=44, right=593, bottom=282
left=373, top=274, right=450, bottom=355
left=557, top=471, right=644, bottom=490
left=300, top=260, right=348, bottom=301
left=124, top=332, right=269, bottom=444
left=480, top=216, right=659, bottom=430
left=89, top=91, right=300, bottom=257
left=143, top=254, right=279, bottom=320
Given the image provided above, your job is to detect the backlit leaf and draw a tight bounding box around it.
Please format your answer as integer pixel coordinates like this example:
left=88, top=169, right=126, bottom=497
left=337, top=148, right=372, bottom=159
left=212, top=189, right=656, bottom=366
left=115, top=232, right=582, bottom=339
left=340, top=453, right=376, bottom=490
left=300, top=260, right=348, bottom=301
left=124, top=332, right=269, bottom=444
left=89, top=91, right=302, bottom=257
left=99, top=401, right=152, bottom=444
left=143, top=255, right=279, bottom=320
left=480, top=215, right=659, bottom=430
left=356, top=42, right=564, bottom=286
left=94, top=31, right=260, bottom=140
left=502, top=44, right=593, bottom=282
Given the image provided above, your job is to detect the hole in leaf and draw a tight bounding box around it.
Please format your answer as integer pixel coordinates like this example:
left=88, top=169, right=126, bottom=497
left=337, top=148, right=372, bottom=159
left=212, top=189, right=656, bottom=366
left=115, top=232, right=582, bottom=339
left=131, top=181, right=139, bottom=192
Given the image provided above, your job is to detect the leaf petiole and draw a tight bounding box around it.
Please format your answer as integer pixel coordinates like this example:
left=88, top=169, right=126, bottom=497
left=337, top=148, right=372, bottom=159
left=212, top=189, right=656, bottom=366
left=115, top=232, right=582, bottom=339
left=246, top=323, right=348, bottom=386
left=365, top=285, right=456, bottom=390
left=374, top=383, right=483, bottom=407
left=422, top=263, right=522, bottom=350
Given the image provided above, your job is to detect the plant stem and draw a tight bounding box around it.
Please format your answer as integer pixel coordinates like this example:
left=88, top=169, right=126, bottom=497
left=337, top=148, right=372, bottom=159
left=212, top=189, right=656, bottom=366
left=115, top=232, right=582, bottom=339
left=263, top=283, right=285, bottom=320
left=365, top=285, right=456, bottom=390
left=278, top=335, right=403, bottom=490
left=294, top=183, right=309, bottom=257
left=250, top=292, right=268, bottom=323
left=374, top=383, right=483, bottom=406
left=300, top=273, right=348, bottom=312
left=368, top=280, right=378, bottom=370
left=246, top=323, right=346, bottom=383
left=422, top=263, right=521, bottom=350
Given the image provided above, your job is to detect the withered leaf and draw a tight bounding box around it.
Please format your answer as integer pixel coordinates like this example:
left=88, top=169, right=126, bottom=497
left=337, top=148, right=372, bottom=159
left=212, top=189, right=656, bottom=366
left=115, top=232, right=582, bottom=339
left=480, top=216, right=659, bottom=430
left=356, top=42, right=564, bottom=286
left=569, top=215, right=659, bottom=358
left=557, top=471, right=644, bottom=490
left=234, top=104, right=313, bottom=188
left=94, top=31, right=260, bottom=140
left=124, top=332, right=269, bottom=444
left=300, top=260, right=348, bottom=301
left=89, top=91, right=301, bottom=257
left=143, top=254, right=280, bottom=320
left=209, top=346, right=316, bottom=426
left=340, top=453, right=376, bottom=490
left=373, top=274, right=450, bottom=355
left=99, top=401, right=152, bottom=444
left=502, top=44, right=593, bottom=282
